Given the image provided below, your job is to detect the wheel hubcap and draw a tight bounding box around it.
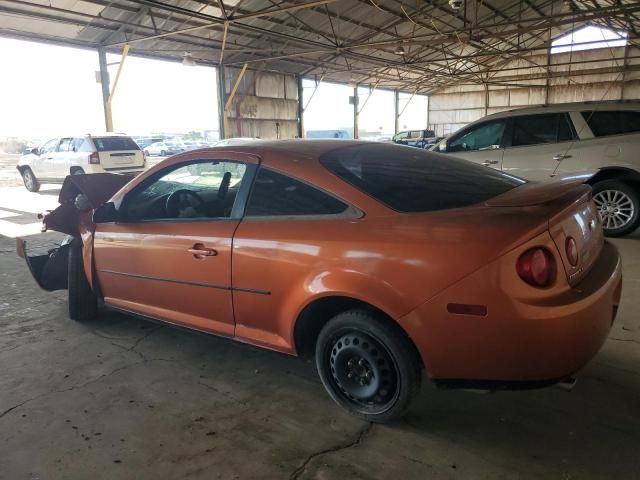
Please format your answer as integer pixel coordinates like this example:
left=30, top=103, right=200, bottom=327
left=328, top=332, right=399, bottom=410
left=24, top=172, right=33, bottom=189
left=593, top=190, right=635, bottom=231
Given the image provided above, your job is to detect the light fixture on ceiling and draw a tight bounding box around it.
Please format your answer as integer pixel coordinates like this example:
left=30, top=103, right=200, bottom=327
left=182, top=53, right=196, bottom=66
left=395, top=45, right=406, bottom=55
left=449, top=0, right=463, bottom=10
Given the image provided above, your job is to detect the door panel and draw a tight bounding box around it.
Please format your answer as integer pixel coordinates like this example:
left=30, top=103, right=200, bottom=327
left=94, top=221, right=238, bottom=336
left=501, top=113, right=578, bottom=181
left=449, top=149, right=504, bottom=171
left=501, top=141, right=576, bottom=181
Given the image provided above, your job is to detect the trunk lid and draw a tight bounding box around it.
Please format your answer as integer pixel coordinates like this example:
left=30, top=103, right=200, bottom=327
left=488, top=179, right=603, bottom=286
left=547, top=189, right=603, bottom=286
left=92, top=136, right=145, bottom=170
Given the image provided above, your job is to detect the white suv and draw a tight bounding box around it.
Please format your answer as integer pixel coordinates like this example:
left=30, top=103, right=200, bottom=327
left=436, top=101, right=640, bottom=236
left=17, top=134, right=145, bottom=193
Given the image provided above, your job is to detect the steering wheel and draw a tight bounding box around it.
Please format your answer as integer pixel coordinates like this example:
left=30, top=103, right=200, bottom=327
left=165, top=189, right=205, bottom=218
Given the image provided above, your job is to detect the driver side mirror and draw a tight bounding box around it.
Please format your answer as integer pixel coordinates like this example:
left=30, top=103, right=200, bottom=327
left=31, top=147, right=40, bottom=155
left=93, top=202, right=118, bottom=223
left=438, top=140, right=448, bottom=152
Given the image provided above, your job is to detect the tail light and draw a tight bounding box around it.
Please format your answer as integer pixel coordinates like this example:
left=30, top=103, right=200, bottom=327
left=516, top=247, right=556, bottom=287
left=565, top=236, right=578, bottom=266
left=89, top=152, right=100, bottom=164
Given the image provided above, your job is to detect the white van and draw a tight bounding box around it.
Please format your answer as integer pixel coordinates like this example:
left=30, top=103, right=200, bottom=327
left=436, top=102, right=640, bottom=236
left=18, top=134, right=145, bottom=193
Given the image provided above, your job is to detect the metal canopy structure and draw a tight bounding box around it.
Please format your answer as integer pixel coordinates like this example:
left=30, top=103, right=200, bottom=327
left=1, top=0, right=639, bottom=93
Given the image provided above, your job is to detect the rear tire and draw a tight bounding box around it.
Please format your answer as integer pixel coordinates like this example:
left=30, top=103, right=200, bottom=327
left=592, top=180, right=640, bottom=237
left=315, top=309, right=422, bottom=423
left=68, top=239, right=98, bottom=322
left=21, top=167, right=40, bottom=192
left=70, top=167, right=85, bottom=175
left=160, top=150, right=166, bottom=156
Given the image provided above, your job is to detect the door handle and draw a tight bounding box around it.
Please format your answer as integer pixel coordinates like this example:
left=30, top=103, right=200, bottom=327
left=187, top=244, right=217, bottom=259
left=481, top=160, right=499, bottom=166
left=553, top=154, right=572, bottom=161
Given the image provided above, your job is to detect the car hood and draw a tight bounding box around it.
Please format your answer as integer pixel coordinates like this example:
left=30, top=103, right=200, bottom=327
left=41, top=173, right=131, bottom=236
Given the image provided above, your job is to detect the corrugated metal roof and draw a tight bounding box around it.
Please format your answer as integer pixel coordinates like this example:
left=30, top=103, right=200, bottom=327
left=0, top=0, right=638, bottom=92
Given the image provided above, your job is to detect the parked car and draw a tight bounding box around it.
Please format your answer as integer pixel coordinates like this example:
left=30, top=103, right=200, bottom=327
left=134, top=137, right=164, bottom=149
left=144, top=141, right=183, bottom=157
left=306, top=129, right=350, bottom=139
left=212, top=137, right=260, bottom=147
left=435, top=102, right=640, bottom=236
left=18, top=141, right=621, bottom=423
left=392, top=129, right=436, bottom=148
left=17, top=134, right=145, bottom=192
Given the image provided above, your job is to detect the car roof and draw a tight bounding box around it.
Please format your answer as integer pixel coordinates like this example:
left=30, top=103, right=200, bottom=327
left=480, top=100, right=640, bottom=121
left=198, top=139, right=384, bottom=159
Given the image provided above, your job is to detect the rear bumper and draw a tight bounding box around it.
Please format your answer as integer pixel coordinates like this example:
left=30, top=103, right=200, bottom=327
left=403, top=241, right=622, bottom=383
left=86, top=165, right=144, bottom=175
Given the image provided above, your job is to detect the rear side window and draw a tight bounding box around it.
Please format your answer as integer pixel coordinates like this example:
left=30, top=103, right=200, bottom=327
left=92, top=136, right=140, bottom=152
left=321, top=144, right=525, bottom=213
left=511, top=113, right=576, bottom=147
left=582, top=111, right=640, bottom=137
left=246, top=168, right=349, bottom=217
left=74, top=138, right=92, bottom=152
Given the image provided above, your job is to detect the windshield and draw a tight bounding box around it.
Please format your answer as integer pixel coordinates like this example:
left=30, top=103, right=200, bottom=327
left=320, top=143, right=526, bottom=213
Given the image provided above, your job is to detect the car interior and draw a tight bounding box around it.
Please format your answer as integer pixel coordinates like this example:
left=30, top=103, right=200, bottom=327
left=120, top=161, right=246, bottom=221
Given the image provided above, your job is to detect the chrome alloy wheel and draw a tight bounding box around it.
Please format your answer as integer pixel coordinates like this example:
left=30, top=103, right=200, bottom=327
left=593, top=189, right=635, bottom=231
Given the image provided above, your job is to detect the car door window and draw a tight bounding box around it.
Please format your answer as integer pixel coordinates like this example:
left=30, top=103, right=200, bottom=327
left=448, top=120, right=506, bottom=152
left=394, top=132, right=408, bottom=141
left=58, top=138, right=73, bottom=152
left=40, top=139, right=59, bottom=154
left=121, top=160, right=247, bottom=221
left=245, top=168, right=349, bottom=217
left=511, top=113, right=576, bottom=147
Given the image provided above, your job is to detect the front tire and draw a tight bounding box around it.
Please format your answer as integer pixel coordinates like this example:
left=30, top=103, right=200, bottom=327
left=21, top=167, right=40, bottom=192
left=315, top=309, right=422, bottom=423
left=68, top=240, right=98, bottom=322
left=592, top=180, right=640, bottom=237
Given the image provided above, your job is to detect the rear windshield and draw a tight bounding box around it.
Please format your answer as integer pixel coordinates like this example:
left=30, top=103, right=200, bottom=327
left=92, top=137, right=140, bottom=152
left=320, top=144, right=525, bottom=213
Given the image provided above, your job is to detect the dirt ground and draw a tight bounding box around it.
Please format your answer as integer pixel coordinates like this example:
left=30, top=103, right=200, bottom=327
left=0, top=152, right=639, bottom=479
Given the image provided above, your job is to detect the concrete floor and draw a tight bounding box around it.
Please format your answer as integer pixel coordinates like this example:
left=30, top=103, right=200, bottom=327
left=0, top=229, right=638, bottom=480
left=0, top=153, right=639, bottom=479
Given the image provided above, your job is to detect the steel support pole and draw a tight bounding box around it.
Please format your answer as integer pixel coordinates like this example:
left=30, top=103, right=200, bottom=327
left=394, top=89, right=399, bottom=134
left=297, top=75, right=304, bottom=138
left=353, top=86, right=358, bottom=139
left=217, top=67, right=227, bottom=139
left=97, top=48, right=111, bottom=131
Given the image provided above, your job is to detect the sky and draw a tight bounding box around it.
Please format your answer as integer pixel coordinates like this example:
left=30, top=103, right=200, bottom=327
left=551, top=25, right=628, bottom=54
left=302, top=79, right=428, bottom=136
left=1, top=37, right=428, bottom=142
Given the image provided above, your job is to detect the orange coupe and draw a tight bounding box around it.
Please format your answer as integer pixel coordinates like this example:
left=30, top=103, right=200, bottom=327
left=18, top=141, right=622, bottom=422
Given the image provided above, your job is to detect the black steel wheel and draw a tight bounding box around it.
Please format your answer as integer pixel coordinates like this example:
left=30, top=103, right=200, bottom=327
left=316, top=309, right=421, bottom=423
